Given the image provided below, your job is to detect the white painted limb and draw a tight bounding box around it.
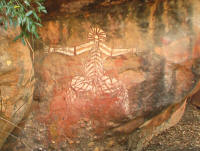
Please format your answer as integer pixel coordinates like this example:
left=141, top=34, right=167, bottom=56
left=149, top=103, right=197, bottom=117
left=71, top=76, right=93, bottom=92
left=54, top=47, right=74, bottom=56
left=44, top=42, right=93, bottom=56
left=99, top=43, right=137, bottom=56
left=76, top=41, right=94, bottom=55
left=44, top=46, right=74, bottom=56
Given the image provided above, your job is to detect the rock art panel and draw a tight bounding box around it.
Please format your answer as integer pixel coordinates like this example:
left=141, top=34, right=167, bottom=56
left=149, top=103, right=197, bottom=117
left=2, top=0, right=200, bottom=151
left=47, top=27, right=133, bottom=113
left=31, top=1, right=200, bottom=150
left=38, top=27, right=140, bottom=142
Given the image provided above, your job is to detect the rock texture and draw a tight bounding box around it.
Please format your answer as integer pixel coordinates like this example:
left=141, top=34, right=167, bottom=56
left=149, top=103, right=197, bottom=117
left=1, top=0, right=200, bottom=151
left=33, top=0, right=200, bottom=150
left=191, top=90, right=200, bottom=108
left=32, top=1, right=200, bottom=150
left=0, top=26, right=34, bottom=149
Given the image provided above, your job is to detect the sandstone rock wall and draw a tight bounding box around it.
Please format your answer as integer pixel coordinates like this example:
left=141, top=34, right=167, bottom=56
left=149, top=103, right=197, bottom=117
left=31, top=0, right=200, bottom=150
left=0, top=26, right=34, bottom=148
left=1, top=0, right=200, bottom=150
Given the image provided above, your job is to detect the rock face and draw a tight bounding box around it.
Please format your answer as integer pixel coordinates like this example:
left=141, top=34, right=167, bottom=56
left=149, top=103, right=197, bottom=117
left=0, top=26, right=34, bottom=148
left=2, top=0, right=200, bottom=151
left=191, top=34, right=200, bottom=108
left=191, top=90, right=200, bottom=108
left=32, top=1, right=200, bottom=150
left=33, top=0, right=200, bottom=150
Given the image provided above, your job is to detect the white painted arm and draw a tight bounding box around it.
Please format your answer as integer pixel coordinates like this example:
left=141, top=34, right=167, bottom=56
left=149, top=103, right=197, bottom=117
left=75, top=41, right=94, bottom=55
left=44, top=41, right=94, bottom=56
left=99, top=43, right=137, bottom=56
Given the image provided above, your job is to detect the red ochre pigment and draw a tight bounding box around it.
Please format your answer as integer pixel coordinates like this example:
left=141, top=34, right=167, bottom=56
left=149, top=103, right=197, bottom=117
left=41, top=85, right=127, bottom=142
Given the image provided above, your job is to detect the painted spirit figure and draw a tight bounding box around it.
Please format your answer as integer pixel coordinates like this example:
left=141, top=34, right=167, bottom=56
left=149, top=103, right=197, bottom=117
left=46, top=27, right=136, bottom=114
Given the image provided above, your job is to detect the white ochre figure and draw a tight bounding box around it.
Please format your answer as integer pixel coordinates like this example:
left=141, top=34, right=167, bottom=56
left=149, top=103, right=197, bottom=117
left=46, top=27, right=136, bottom=114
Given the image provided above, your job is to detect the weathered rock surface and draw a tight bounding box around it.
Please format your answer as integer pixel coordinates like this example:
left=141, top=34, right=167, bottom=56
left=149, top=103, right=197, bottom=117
left=190, top=34, right=200, bottom=108
left=2, top=0, right=200, bottom=151
left=0, top=26, right=34, bottom=148
left=33, top=0, right=200, bottom=150
left=191, top=89, right=200, bottom=108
